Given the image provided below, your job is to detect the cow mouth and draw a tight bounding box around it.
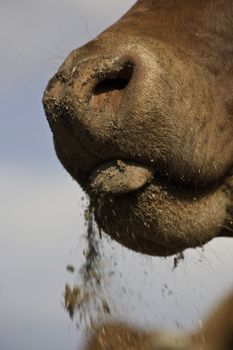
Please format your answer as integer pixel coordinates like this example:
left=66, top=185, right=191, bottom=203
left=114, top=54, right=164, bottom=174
left=89, top=160, right=154, bottom=195
left=88, top=159, right=232, bottom=256
left=88, top=160, right=175, bottom=255
left=88, top=158, right=228, bottom=196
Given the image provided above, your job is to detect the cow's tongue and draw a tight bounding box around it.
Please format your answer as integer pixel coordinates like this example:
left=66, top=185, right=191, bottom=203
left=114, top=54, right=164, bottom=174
left=89, top=160, right=153, bottom=195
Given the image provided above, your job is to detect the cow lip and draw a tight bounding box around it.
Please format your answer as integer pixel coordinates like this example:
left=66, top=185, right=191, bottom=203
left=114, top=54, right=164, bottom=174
left=88, top=158, right=232, bottom=197
left=88, top=159, right=155, bottom=195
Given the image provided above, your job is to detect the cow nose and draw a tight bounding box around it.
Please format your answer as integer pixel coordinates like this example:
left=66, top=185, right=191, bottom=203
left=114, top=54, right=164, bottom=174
left=43, top=54, right=135, bottom=130
left=91, top=60, right=134, bottom=109
left=69, top=56, right=135, bottom=117
left=45, top=53, right=138, bottom=145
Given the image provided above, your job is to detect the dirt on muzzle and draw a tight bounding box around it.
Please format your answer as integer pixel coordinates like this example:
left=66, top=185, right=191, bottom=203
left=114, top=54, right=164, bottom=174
left=89, top=159, right=154, bottom=195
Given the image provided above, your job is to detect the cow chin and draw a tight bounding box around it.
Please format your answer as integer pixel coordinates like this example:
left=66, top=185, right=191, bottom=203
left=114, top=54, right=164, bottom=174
left=89, top=177, right=231, bottom=256
left=51, top=125, right=233, bottom=257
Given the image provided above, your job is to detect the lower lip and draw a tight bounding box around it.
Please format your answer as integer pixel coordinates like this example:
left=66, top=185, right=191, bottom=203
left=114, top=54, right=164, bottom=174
left=89, top=159, right=154, bottom=195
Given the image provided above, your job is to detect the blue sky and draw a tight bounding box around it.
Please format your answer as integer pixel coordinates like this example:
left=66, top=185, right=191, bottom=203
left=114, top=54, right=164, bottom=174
left=1, top=1, right=233, bottom=350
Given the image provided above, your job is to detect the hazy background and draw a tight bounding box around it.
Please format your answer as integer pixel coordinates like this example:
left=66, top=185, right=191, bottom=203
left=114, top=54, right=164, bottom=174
left=1, top=1, right=233, bottom=349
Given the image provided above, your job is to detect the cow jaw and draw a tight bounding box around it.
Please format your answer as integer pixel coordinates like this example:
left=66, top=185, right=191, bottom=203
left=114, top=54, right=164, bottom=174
left=88, top=160, right=231, bottom=256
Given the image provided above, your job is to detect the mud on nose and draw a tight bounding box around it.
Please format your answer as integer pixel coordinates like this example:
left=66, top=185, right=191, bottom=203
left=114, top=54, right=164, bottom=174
left=43, top=56, right=135, bottom=126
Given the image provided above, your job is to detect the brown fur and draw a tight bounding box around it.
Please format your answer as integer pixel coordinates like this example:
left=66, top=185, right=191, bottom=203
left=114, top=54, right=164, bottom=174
left=43, top=0, right=233, bottom=256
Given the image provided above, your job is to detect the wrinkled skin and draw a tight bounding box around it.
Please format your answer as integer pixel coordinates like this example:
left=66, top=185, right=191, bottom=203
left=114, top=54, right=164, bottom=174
left=85, top=291, right=233, bottom=350
left=43, top=0, right=233, bottom=256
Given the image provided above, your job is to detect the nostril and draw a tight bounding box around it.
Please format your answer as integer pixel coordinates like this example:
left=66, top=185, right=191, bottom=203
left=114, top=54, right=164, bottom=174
left=93, top=62, right=134, bottom=96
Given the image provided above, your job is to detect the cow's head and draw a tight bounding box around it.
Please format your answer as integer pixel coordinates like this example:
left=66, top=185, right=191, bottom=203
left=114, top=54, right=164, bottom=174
left=43, top=0, right=233, bottom=256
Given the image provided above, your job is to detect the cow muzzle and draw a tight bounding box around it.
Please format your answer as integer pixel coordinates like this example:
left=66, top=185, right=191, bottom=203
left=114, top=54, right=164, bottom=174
left=43, top=38, right=233, bottom=256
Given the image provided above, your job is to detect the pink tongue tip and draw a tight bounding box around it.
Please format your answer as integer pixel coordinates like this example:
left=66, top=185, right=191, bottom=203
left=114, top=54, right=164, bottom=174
left=89, top=160, right=154, bottom=195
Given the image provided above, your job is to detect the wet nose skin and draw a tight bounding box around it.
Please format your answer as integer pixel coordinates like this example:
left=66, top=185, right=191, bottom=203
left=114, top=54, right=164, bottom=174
left=43, top=43, right=152, bottom=174
left=43, top=47, right=141, bottom=180
left=64, top=54, right=135, bottom=142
